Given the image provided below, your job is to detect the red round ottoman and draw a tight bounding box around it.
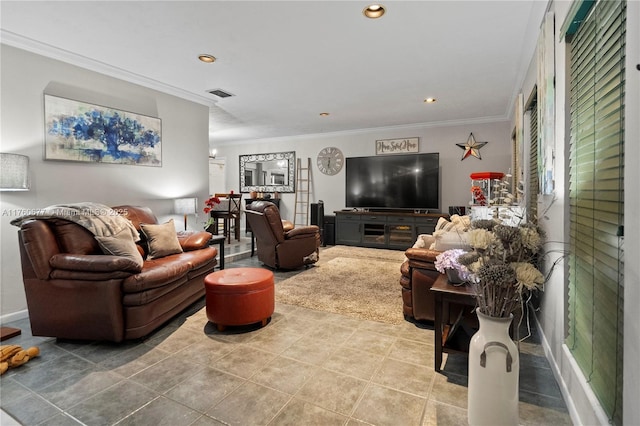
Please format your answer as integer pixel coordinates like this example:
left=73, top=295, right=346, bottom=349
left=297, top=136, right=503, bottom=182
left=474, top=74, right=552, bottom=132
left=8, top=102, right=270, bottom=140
left=204, top=268, right=275, bottom=331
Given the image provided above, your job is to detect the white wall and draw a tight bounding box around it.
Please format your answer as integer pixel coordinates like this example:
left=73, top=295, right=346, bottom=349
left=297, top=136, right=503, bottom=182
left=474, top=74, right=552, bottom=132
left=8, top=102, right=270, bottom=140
left=518, top=1, right=640, bottom=424
left=215, top=120, right=512, bottom=223
left=0, top=45, right=211, bottom=318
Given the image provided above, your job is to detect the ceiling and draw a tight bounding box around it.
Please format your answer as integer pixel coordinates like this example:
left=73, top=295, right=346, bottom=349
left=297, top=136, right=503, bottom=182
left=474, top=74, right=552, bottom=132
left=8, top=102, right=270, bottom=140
left=1, top=1, right=548, bottom=146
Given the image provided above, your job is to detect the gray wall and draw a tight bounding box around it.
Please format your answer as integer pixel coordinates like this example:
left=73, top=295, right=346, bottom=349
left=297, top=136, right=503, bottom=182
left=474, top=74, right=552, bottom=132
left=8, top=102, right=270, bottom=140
left=215, top=120, right=513, bottom=223
left=0, top=45, right=211, bottom=317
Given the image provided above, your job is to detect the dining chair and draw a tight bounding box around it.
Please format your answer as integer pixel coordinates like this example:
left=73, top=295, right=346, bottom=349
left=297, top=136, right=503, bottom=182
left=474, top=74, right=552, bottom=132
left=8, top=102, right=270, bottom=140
left=209, top=193, right=242, bottom=244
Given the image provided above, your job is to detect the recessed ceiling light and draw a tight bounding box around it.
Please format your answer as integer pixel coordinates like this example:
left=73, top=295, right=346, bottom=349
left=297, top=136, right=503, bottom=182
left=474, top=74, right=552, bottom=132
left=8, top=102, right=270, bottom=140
left=198, top=54, right=216, bottom=63
left=319, top=112, right=330, bottom=117
left=363, top=4, right=385, bottom=19
left=424, top=98, right=437, bottom=104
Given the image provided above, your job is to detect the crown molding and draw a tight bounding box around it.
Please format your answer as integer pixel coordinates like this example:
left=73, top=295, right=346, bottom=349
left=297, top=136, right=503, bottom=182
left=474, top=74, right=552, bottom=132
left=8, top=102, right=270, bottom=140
left=216, top=115, right=510, bottom=147
left=1, top=30, right=214, bottom=107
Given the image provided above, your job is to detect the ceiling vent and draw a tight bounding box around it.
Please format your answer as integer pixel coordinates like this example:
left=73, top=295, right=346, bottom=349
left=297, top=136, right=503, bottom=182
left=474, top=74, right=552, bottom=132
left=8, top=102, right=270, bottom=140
left=208, top=89, right=234, bottom=99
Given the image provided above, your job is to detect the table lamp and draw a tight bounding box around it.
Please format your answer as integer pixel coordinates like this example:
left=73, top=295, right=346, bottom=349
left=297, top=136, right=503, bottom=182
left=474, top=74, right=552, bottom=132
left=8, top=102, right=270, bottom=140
left=174, top=197, right=197, bottom=231
left=0, top=153, right=30, bottom=191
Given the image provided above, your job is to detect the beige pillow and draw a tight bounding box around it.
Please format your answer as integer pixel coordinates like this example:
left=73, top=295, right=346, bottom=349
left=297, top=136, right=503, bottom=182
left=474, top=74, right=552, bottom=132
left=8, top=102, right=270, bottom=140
left=413, top=234, right=435, bottom=249
left=431, top=230, right=471, bottom=251
left=95, top=228, right=144, bottom=271
left=140, top=219, right=183, bottom=259
left=435, top=217, right=450, bottom=231
left=450, top=214, right=471, bottom=231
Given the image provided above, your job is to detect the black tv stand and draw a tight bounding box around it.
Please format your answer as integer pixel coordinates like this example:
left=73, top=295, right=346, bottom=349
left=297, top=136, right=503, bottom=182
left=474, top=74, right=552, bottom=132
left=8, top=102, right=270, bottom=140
left=334, top=210, right=448, bottom=250
left=364, top=208, right=437, bottom=214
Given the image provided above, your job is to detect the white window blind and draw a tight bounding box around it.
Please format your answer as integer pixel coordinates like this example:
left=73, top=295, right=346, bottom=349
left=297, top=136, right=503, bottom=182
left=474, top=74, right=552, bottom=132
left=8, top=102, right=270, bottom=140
left=566, top=0, right=625, bottom=424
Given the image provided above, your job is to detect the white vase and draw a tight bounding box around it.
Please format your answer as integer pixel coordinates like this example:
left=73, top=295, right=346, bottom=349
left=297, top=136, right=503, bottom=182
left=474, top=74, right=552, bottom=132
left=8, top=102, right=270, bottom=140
left=467, top=310, right=519, bottom=426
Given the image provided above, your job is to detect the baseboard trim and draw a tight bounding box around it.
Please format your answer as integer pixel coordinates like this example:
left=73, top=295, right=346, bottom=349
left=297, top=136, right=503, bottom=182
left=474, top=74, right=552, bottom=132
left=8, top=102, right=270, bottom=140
left=535, top=314, right=610, bottom=425
left=0, top=309, right=29, bottom=324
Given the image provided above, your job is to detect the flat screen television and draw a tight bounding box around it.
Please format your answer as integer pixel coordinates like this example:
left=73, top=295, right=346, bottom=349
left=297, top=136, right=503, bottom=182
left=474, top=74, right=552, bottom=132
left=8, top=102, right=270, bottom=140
left=345, top=153, right=439, bottom=211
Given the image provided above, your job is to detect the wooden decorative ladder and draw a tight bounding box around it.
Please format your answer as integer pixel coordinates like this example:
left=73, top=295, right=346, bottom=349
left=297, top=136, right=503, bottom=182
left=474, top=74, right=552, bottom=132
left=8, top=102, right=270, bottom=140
left=293, top=157, right=311, bottom=227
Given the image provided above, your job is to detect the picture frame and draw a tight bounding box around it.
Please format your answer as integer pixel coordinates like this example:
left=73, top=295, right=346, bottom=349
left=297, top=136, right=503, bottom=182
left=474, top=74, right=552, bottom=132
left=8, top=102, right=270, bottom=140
left=44, top=94, right=162, bottom=166
left=537, top=12, right=555, bottom=194
left=375, top=137, right=419, bottom=155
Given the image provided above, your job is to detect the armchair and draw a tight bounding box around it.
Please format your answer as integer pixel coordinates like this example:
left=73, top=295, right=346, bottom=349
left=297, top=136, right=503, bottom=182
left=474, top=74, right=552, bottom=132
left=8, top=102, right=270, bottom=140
left=246, top=201, right=320, bottom=270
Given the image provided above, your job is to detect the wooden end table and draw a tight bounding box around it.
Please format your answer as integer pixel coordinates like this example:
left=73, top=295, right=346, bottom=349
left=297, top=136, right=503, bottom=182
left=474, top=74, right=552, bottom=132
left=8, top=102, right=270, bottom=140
left=209, top=234, right=226, bottom=270
left=431, top=274, right=477, bottom=372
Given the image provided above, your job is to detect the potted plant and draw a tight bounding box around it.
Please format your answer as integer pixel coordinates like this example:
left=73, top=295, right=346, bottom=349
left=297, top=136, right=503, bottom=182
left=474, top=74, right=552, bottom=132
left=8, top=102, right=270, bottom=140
left=434, top=248, right=469, bottom=285
left=202, top=196, right=221, bottom=232
left=457, top=219, right=545, bottom=426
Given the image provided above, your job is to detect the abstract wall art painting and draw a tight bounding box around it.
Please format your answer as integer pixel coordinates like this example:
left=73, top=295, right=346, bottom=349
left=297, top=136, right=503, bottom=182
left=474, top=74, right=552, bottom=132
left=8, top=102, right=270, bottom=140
left=44, top=94, right=162, bottom=166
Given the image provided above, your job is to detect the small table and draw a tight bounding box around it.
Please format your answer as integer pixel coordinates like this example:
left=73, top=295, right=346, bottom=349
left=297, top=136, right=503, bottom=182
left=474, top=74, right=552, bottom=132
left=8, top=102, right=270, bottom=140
left=209, top=234, right=225, bottom=270
left=431, top=274, right=477, bottom=372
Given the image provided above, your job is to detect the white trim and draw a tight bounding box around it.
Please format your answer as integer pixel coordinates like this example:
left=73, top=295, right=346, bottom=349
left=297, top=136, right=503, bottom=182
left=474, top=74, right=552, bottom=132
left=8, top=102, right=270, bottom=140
left=215, top=115, right=510, bottom=147
left=1, top=30, right=215, bottom=107
left=0, top=308, right=28, bottom=324
left=535, top=314, right=611, bottom=425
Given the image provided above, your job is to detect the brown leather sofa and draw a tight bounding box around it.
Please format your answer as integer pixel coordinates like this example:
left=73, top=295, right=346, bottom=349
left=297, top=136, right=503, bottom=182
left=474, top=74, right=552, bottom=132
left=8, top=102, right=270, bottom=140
left=16, top=205, right=217, bottom=342
left=400, top=247, right=441, bottom=322
left=245, top=201, right=320, bottom=270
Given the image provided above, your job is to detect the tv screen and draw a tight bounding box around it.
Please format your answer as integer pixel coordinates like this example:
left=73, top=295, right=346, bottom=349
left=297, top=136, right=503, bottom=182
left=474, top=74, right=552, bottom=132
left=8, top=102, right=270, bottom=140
left=345, top=153, right=439, bottom=210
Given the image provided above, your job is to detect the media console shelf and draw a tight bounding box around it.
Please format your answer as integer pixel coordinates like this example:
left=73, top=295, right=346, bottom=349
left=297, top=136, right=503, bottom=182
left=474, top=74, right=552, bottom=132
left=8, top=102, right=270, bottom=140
left=334, top=210, right=448, bottom=250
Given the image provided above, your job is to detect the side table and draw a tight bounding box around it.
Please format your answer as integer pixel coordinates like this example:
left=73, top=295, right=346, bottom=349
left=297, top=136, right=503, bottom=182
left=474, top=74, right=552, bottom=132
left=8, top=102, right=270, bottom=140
left=431, top=274, right=476, bottom=372
left=209, top=234, right=226, bottom=270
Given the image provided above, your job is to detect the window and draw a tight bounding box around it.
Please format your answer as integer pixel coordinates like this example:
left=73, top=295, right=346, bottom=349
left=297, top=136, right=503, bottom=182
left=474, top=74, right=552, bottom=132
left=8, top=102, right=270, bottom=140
left=565, top=0, right=625, bottom=423
left=525, top=87, right=539, bottom=221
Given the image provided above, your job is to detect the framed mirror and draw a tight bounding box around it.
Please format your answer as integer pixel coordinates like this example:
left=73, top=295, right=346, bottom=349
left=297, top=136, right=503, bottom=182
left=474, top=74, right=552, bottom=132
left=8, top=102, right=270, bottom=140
left=239, top=151, right=296, bottom=193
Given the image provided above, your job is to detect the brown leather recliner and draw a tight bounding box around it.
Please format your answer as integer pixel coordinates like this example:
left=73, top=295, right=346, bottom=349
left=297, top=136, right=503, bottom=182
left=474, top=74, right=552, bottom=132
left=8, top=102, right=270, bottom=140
left=400, top=248, right=441, bottom=321
left=16, top=205, right=217, bottom=342
left=246, top=201, right=320, bottom=270
left=401, top=247, right=471, bottom=324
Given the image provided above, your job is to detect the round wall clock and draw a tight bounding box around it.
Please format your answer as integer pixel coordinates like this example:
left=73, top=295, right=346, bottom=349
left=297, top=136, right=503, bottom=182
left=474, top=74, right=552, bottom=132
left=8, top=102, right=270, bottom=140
left=316, top=147, right=344, bottom=175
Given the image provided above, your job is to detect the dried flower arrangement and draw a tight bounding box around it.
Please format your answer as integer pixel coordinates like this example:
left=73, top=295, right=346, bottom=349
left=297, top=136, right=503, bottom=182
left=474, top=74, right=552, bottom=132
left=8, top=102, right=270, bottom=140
left=457, top=219, right=545, bottom=318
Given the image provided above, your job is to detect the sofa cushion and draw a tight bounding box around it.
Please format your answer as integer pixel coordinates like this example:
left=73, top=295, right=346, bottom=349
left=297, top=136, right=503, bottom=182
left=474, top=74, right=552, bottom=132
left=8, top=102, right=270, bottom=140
left=122, top=256, right=191, bottom=293
left=140, top=219, right=183, bottom=259
left=95, top=228, right=144, bottom=271
left=50, top=218, right=102, bottom=254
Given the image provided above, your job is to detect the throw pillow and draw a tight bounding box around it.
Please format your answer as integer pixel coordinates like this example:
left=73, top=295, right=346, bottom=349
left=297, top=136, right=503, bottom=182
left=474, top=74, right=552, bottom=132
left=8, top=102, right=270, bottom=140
left=431, top=230, right=471, bottom=251
left=140, top=219, right=183, bottom=259
left=435, top=217, right=450, bottom=232
left=95, top=228, right=144, bottom=271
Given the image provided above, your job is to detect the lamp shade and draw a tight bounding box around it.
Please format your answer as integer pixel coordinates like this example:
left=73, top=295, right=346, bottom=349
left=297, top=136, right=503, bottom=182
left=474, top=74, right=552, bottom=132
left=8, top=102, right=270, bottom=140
left=0, top=153, right=30, bottom=191
left=174, top=197, right=197, bottom=215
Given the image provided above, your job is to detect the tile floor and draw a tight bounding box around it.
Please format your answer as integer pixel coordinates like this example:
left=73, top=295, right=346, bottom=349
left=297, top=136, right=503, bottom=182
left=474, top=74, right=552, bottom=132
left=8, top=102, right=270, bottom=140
left=0, top=243, right=572, bottom=425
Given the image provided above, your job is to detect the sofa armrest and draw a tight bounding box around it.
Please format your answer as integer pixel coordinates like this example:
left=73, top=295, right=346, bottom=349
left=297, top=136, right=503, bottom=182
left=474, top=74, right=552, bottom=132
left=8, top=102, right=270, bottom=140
left=405, top=247, right=440, bottom=262
left=285, top=225, right=319, bottom=239
left=50, top=253, right=141, bottom=273
left=177, top=230, right=212, bottom=251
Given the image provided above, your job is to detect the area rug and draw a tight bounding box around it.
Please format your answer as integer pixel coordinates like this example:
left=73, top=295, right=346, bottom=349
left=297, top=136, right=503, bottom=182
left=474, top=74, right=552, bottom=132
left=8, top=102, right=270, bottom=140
left=275, top=245, right=407, bottom=324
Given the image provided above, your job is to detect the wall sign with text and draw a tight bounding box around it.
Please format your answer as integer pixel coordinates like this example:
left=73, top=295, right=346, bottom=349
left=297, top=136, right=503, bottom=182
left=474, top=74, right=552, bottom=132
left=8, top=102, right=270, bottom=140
left=375, top=137, right=419, bottom=155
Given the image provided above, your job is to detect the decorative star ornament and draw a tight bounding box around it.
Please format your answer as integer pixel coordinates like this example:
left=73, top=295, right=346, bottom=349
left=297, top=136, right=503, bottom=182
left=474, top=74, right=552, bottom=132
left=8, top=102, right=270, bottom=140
left=456, top=133, right=488, bottom=160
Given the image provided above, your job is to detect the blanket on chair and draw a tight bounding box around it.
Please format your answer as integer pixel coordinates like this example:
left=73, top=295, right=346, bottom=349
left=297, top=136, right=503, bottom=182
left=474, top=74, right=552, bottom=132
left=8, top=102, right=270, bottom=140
left=10, top=202, right=140, bottom=241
